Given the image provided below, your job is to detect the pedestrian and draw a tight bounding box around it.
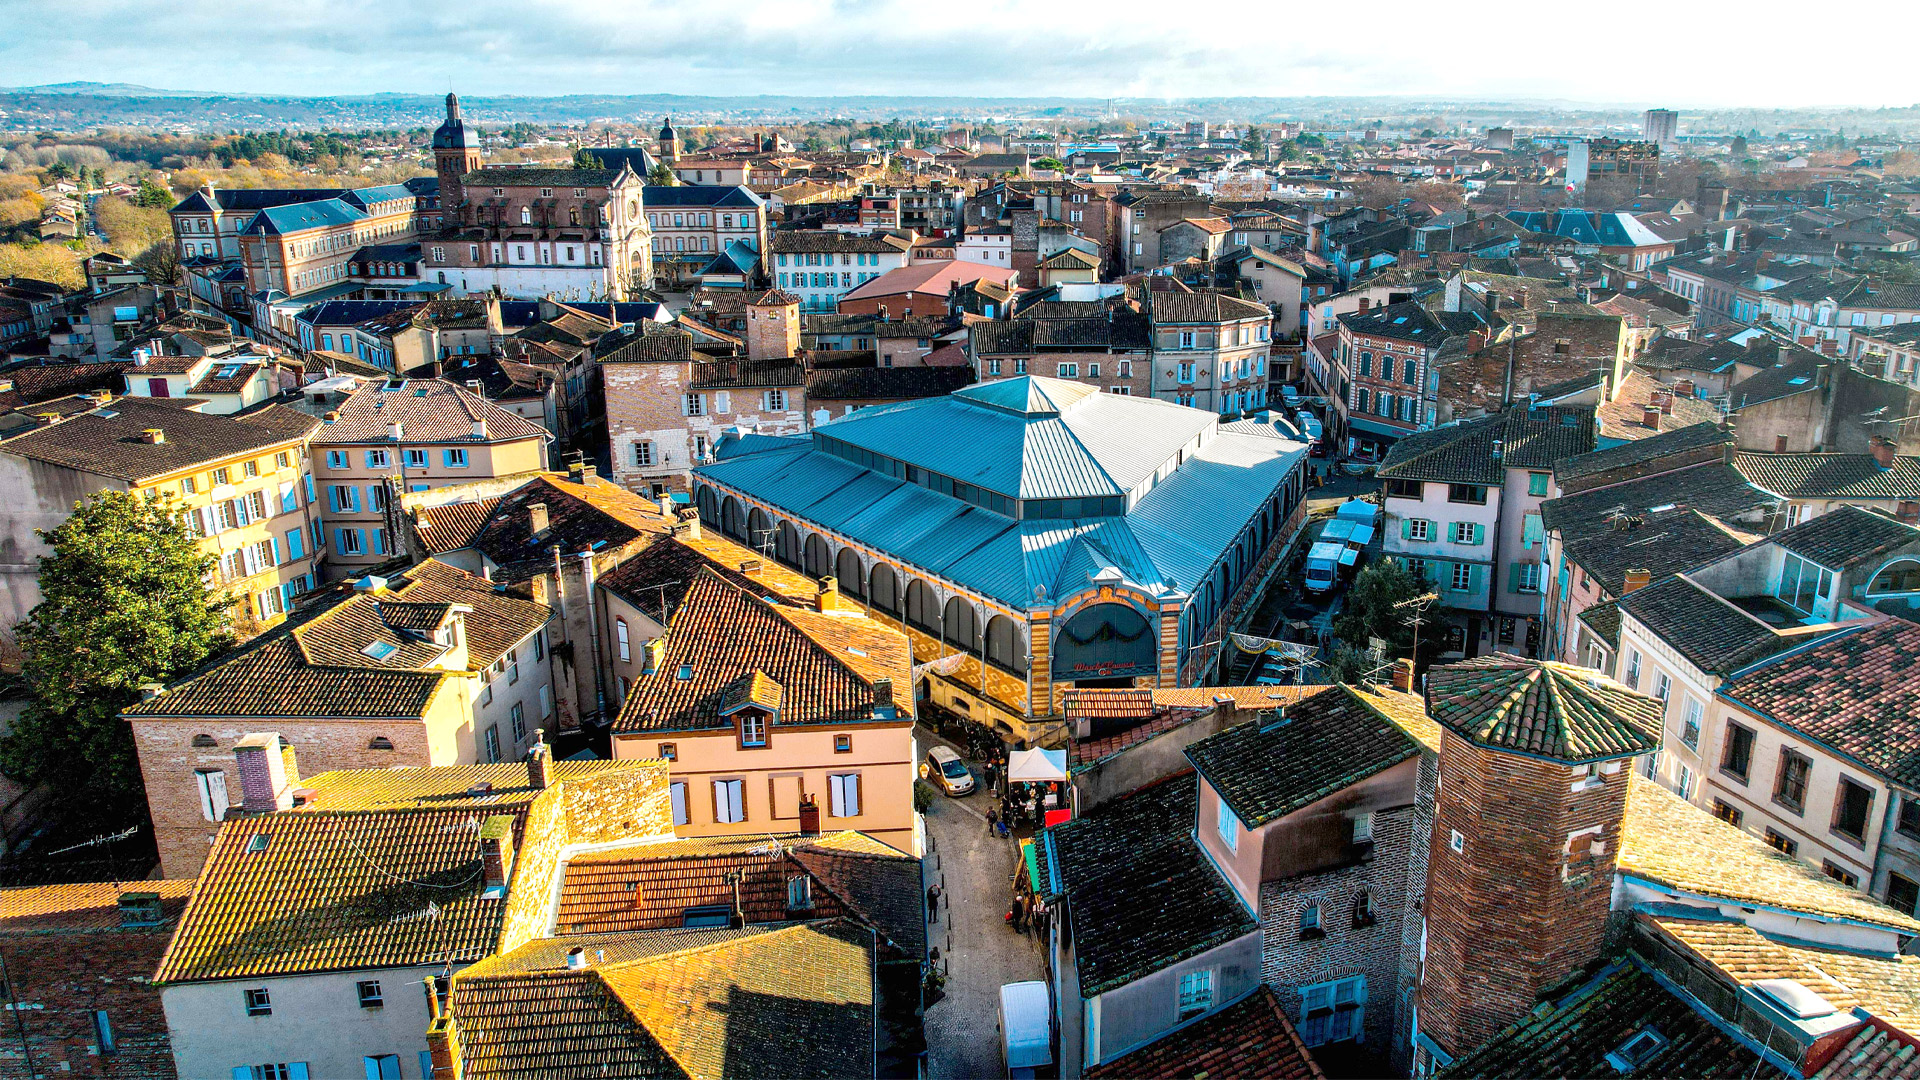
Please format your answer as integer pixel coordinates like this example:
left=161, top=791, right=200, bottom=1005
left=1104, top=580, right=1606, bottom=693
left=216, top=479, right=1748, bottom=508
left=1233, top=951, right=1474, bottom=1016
left=1029, top=897, right=1046, bottom=939
left=986, top=806, right=999, bottom=836
left=1011, top=894, right=1028, bottom=933
left=926, top=884, right=941, bottom=922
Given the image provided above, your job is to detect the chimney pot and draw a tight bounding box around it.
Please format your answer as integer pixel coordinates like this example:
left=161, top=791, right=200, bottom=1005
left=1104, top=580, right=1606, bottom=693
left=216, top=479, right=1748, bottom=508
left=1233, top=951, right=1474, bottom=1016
left=565, top=945, right=588, bottom=970
left=816, top=576, right=839, bottom=613
left=234, top=733, right=293, bottom=814
left=1641, top=405, right=1661, bottom=429
left=798, top=793, right=821, bottom=836
left=1623, top=568, right=1652, bottom=593
left=479, top=815, right=516, bottom=892
left=526, top=731, right=551, bottom=790
left=1871, top=436, right=1897, bottom=469
left=1390, top=658, right=1415, bottom=692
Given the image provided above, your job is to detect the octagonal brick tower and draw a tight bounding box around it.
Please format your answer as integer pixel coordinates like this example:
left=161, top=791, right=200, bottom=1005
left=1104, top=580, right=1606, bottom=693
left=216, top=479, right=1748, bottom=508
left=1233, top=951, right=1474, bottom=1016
left=1414, top=656, right=1664, bottom=1070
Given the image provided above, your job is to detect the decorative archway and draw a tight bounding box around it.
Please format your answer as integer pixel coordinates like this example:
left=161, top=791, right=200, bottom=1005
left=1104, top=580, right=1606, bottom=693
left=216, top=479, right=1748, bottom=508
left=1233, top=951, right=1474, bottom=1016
left=942, top=596, right=981, bottom=653
left=722, top=496, right=746, bottom=540
left=869, top=563, right=901, bottom=616
left=775, top=521, right=801, bottom=568
left=804, top=533, right=832, bottom=579
left=906, top=579, right=941, bottom=635
left=835, top=548, right=866, bottom=600
left=986, top=614, right=1028, bottom=674
left=1051, top=602, right=1157, bottom=681
left=1868, top=558, right=1920, bottom=594
left=746, top=507, right=773, bottom=556
left=697, top=486, right=720, bottom=525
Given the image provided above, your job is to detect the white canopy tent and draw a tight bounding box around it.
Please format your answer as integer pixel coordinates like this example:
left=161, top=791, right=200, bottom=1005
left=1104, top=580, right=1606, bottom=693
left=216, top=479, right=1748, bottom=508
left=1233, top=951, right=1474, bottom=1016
left=1007, top=747, right=1068, bottom=782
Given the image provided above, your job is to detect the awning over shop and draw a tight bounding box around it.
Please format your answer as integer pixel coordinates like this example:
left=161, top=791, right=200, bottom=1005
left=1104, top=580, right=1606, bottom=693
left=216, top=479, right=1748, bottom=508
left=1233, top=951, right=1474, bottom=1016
left=1008, top=747, right=1067, bottom=782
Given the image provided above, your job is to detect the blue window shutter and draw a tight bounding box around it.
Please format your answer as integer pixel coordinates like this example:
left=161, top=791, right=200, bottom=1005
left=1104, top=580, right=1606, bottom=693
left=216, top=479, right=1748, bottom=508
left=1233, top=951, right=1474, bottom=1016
left=1400, top=518, right=1411, bottom=540
left=305, top=475, right=315, bottom=502
left=289, top=1066, right=309, bottom=1080
left=419, top=1054, right=434, bottom=1079
left=336, top=529, right=349, bottom=550
left=1473, top=523, right=1486, bottom=545
left=232, top=1070, right=250, bottom=1080
left=326, top=487, right=338, bottom=513
left=355, top=529, right=367, bottom=554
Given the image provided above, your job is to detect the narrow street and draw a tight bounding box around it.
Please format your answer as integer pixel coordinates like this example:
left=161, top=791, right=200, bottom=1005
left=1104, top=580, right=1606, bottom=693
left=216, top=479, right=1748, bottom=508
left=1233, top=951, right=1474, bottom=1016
left=920, top=728, right=1048, bottom=1080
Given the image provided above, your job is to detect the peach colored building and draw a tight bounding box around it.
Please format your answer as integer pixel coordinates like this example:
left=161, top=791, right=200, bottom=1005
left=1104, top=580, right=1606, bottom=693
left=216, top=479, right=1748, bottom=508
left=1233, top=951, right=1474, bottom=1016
left=610, top=567, right=920, bottom=855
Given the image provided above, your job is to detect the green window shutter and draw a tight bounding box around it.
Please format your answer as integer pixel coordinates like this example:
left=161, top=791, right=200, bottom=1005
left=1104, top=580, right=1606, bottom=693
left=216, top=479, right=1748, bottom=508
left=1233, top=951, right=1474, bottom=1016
left=1522, top=513, right=1544, bottom=549
left=1471, top=523, right=1486, bottom=545
left=1508, top=563, right=1524, bottom=593
left=1469, top=564, right=1486, bottom=595
left=1401, top=518, right=1412, bottom=541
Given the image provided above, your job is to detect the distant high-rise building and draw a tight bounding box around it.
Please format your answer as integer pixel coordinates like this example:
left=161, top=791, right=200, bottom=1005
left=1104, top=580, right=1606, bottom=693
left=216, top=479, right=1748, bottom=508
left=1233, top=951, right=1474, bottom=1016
left=1643, top=108, right=1679, bottom=145
left=1484, top=127, right=1514, bottom=150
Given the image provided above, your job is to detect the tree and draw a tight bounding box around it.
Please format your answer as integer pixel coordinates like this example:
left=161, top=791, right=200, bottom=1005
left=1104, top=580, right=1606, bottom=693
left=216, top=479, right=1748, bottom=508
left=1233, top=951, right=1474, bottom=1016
left=1241, top=129, right=1266, bottom=155
left=135, top=176, right=173, bottom=208
left=44, top=160, right=72, bottom=182
left=1333, top=558, right=1433, bottom=655
left=647, top=162, right=677, bottom=186
left=1032, top=157, right=1067, bottom=172
left=2, top=491, right=231, bottom=798
left=572, top=149, right=605, bottom=170
left=1315, top=642, right=1372, bottom=685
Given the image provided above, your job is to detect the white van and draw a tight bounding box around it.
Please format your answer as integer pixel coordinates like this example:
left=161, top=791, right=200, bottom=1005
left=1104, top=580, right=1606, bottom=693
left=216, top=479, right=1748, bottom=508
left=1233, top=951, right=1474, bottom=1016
left=999, top=981, right=1053, bottom=1079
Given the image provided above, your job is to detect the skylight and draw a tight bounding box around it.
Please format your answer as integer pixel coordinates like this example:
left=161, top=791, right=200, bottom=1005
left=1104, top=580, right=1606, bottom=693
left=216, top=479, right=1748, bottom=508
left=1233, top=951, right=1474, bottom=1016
left=362, top=641, right=399, bottom=660
left=1788, top=376, right=1810, bottom=385
left=216, top=364, right=241, bottom=378
left=676, top=664, right=694, bottom=680
left=246, top=833, right=270, bottom=853
left=1605, top=1027, right=1667, bottom=1073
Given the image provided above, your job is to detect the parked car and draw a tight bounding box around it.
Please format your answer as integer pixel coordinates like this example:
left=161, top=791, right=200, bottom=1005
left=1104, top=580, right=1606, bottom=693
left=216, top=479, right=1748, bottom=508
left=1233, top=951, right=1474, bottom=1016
left=1280, top=384, right=1302, bottom=409
left=999, top=981, right=1053, bottom=1079
left=925, top=745, right=976, bottom=796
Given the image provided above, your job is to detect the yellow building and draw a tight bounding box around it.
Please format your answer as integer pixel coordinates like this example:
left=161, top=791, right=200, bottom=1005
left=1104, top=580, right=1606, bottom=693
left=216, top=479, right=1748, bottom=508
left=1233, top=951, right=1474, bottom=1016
left=311, top=377, right=550, bottom=576
left=0, top=396, right=323, bottom=648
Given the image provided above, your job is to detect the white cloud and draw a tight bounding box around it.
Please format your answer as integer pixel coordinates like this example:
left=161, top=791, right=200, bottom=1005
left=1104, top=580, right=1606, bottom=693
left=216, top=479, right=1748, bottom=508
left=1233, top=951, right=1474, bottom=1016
left=7, top=0, right=1917, bottom=108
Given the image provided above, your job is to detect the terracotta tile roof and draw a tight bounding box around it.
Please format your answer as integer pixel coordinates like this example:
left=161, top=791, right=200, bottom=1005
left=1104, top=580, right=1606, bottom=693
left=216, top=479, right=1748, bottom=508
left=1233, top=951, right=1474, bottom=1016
left=125, top=559, right=545, bottom=720
left=1619, top=776, right=1920, bottom=932
left=1086, top=986, right=1324, bottom=1080
left=1186, top=685, right=1429, bottom=828
left=597, top=529, right=817, bottom=616
left=1040, top=775, right=1257, bottom=995
left=1540, top=462, right=1771, bottom=543
left=0, top=361, right=127, bottom=413
left=414, top=497, right=503, bottom=553
left=0, top=397, right=315, bottom=482
left=439, top=473, right=675, bottom=584
left=1615, top=574, right=1794, bottom=676
left=1560, top=508, right=1747, bottom=596
left=1423, top=656, right=1662, bottom=763
left=156, top=760, right=662, bottom=984
left=1149, top=289, right=1270, bottom=324
left=309, top=378, right=548, bottom=446
left=1598, top=372, right=1725, bottom=440
left=1767, top=504, right=1920, bottom=568
left=1735, top=452, right=1920, bottom=501
left=1377, top=405, right=1594, bottom=485
left=556, top=831, right=920, bottom=954
left=1813, top=1020, right=1920, bottom=1080
left=1555, top=421, right=1731, bottom=483
left=448, top=920, right=876, bottom=1079
left=0, top=880, right=193, bottom=933
left=1437, top=960, right=1778, bottom=1079
left=614, top=569, right=912, bottom=734
left=1721, top=620, right=1920, bottom=789
left=1579, top=598, right=1623, bottom=649
left=1648, top=915, right=1920, bottom=1034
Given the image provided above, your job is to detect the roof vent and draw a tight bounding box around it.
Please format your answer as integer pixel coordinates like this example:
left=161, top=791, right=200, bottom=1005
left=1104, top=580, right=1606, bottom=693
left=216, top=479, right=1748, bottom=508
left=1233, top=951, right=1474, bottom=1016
left=1753, top=979, right=1837, bottom=1020
left=355, top=575, right=389, bottom=593
left=140, top=428, right=165, bottom=444
left=565, top=945, right=588, bottom=970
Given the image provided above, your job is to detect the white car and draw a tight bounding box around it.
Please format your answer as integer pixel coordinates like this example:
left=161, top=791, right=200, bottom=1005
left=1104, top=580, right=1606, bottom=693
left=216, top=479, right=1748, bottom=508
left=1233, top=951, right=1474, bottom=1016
left=925, top=745, right=976, bottom=796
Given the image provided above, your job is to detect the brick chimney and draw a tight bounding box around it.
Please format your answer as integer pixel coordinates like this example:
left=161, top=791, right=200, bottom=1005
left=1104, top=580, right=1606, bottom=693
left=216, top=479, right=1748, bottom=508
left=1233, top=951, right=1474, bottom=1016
left=528, top=503, right=549, bottom=536
left=425, top=978, right=461, bottom=1080
left=479, top=815, right=516, bottom=892
left=1673, top=378, right=1695, bottom=397
left=872, top=677, right=894, bottom=714
left=798, top=793, right=821, bottom=835
left=1871, top=436, right=1897, bottom=469
left=1623, top=568, right=1651, bottom=593
left=1212, top=693, right=1237, bottom=728
left=233, top=733, right=293, bottom=814
left=526, top=731, right=551, bottom=790
left=1641, top=404, right=1661, bottom=430
left=1390, top=658, right=1415, bottom=692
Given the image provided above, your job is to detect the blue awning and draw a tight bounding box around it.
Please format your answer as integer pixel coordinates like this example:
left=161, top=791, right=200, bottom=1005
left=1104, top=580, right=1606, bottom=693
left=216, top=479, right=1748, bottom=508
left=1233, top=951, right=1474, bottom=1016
left=1346, top=417, right=1415, bottom=440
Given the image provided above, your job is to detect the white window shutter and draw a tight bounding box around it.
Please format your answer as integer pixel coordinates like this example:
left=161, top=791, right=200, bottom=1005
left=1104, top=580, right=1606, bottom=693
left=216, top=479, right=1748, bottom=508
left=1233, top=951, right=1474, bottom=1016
left=728, top=780, right=744, bottom=823
left=671, top=783, right=687, bottom=826
left=847, top=775, right=861, bottom=817
left=713, top=780, right=728, bottom=822
left=829, top=775, right=846, bottom=818
left=716, top=391, right=730, bottom=413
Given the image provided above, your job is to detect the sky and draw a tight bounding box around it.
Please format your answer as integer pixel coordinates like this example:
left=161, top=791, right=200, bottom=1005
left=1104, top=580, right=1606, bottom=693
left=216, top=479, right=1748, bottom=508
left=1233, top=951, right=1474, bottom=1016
left=8, top=0, right=1919, bottom=109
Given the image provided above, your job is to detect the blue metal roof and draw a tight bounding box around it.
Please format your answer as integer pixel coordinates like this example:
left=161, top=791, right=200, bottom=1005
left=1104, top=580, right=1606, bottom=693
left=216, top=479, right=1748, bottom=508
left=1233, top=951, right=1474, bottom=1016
left=643, top=185, right=765, bottom=209
left=697, top=379, right=1309, bottom=612
left=243, top=198, right=366, bottom=236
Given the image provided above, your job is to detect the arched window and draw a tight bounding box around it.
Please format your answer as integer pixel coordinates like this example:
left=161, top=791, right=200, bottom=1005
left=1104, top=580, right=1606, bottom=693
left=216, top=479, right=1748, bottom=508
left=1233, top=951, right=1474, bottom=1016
left=836, top=548, right=865, bottom=600
left=942, top=596, right=980, bottom=653
left=368, top=737, right=394, bottom=751
left=747, top=508, right=773, bottom=553
left=1353, top=889, right=1377, bottom=928
left=869, top=564, right=901, bottom=616
left=1869, top=559, right=1920, bottom=594
left=775, top=521, right=801, bottom=568
left=192, top=733, right=217, bottom=748
left=1051, top=603, right=1156, bottom=682
left=906, top=579, right=941, bottom=634
left=723, top=497, right=746, bottom=541
left=986, top=614, right=1027, bottom=674
left=519, top=206, right=531, bottom=225
left=696, top=486, right=720, bottom=525
left=804, top=534, right=831, bottom=579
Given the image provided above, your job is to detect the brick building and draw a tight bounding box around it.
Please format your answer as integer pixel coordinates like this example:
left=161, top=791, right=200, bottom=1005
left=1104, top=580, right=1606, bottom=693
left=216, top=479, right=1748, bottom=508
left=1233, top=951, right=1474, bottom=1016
left=1435, top=311, right=1630, bottom=424
left=970, top=297, right=1152, bottom=396
left=1413, top=657, right=1663, bottom=1071
left=1334, top=302, right=1484, bottom=457
left=0, top=881, right=193, bottom=1079
left=1148, top=290, right=1274, bottom=415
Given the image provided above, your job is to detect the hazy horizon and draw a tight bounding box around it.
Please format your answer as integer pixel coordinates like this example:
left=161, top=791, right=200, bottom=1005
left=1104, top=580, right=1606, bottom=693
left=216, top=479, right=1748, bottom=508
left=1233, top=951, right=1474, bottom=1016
left=9, top=0, right=1917, bottom=112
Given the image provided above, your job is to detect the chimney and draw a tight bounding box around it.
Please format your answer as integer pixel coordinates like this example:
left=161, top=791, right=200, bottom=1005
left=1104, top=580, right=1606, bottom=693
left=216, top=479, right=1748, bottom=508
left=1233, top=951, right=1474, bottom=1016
left=1641, top=405, right=1661, bottom=430
left=471, top=420, right=488, bottom=440
left=739, top=558, right=762, bottom=577
left=1674, top=378, right=1695, bottom=397
left=656, top=494, right=676, bottom=518
left=526, top=731, right=551, bottom=790
left=479, top=815, right=516, bottom=892
left=1871, top=436, right=1897, bottom=469
left=425, top=989, right=461, bottom=1080
left=1468, top=328, right=1489, bottom=352
left=234, top=733, right=293, bottom=813
left=878, top=304, right=889, bottom=322
left=798, top=793, right=821, bottom=836
left=528, top=503, right=549, bottom=536
left=872, top=677, right=894, bottom=713
left=1623, top=568, right=1652, bottom=593
left=1390, top=658, right=1415, bottom=692
left=139, top=428, right=165, bottom=444
left=138, top=682, right=164, bottom=702
left=565, top=945, right=588, bottom=970
left=1212, top=693, right=1238, bottom=728
left=324, top=410, right=340, bottom=423
left=816, top=576, right=839, bottom=612
left=132, top=348, right=150, bottom=367
left=388, top=420, right=404, bottom=441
